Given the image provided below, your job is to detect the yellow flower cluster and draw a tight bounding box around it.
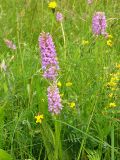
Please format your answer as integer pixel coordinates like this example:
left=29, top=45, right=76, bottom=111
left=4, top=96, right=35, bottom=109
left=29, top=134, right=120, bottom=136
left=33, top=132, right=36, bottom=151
left=107, top=81, right=117, bottom=88
left=107, top=39, right=112, bottom=47
left=48, top=1, right=57, bottom=9
left=105, top=64, right=120, bottom=110
left=35, top=114, right=44, bottom=124
left=106, top=34, right=113, bottom=47
left=108, top=93, right=113, bottom=98
left=69, top=102, right=75, bottom=108
left=57, top=81, right=62, bottom=87
left=66, top=82, right=72, bottom=87
left=107, top=34, right=113, bottom=39
left=109, top=102, right=116, bottom=108
left=82, top=40, right=89, bottom=45
left=107, top=73, right=119, bottom=89
left=57, top=81, right=73, bottom=87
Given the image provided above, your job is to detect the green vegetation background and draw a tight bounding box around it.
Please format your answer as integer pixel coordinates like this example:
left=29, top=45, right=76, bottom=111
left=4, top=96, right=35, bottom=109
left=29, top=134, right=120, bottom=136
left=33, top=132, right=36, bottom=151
left=0, top=0, right=120, bottom=159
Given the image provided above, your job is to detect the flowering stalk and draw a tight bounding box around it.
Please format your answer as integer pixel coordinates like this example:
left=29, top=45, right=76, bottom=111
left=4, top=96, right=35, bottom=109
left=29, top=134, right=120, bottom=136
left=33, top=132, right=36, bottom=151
left=92, top=12, right=107, bottom=35
left=56, top=12, right=66, bottom=58
left=56, top=12, right=65, bottom=44
left=38, top=32, right=62, bottom=159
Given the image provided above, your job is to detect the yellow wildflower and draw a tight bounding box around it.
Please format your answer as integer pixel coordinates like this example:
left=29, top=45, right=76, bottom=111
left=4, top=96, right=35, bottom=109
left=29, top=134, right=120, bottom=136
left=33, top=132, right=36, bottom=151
left=109, top=103, right=116, bottom=108
left=69, top=102, right=75, bottom=108
left=82, top=40, right=89, bottom=45
left=48, top=1, right=57, bottom=9
left=107, top=39, right=112, bottom=47
left=57, top=81, right=62, bottom=87
left=35, top=114, right=44, bottom=124
left=107, top=81, right=117, bottom=87
left=111, top=77, right=119, bottom=82
left=107, top=34, right=113, bottom=39
left=66, top=82, right=72, bottom=87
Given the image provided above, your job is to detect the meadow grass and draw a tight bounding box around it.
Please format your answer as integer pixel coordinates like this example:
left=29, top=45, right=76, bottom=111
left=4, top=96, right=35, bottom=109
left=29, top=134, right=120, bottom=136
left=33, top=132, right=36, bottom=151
left=0, top=0, right=120, bottom=160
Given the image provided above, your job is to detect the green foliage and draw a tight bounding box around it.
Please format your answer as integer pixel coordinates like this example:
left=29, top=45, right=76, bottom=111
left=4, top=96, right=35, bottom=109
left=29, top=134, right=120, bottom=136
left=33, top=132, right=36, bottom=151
left=0, top=0, right=120, bottom=159
left=87, top=150, right=101, bottom=160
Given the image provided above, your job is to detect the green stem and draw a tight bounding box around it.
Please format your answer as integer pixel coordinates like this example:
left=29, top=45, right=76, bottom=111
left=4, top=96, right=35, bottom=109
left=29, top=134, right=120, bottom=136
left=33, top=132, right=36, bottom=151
left=54, top=116, right=62, bottom=160
left=111, top=123, right=114, bottom=160
left=60, top=22, right=65, bottom=47
left=60, top=22, right=66, bottom=60
left=51, top=13, right=55, bottom=34
left=16, top=15, right=24, bottom=73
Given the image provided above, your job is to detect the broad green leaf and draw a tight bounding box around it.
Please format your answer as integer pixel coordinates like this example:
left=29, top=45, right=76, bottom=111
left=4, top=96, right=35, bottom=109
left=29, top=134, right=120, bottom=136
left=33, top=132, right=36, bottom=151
left=0, top=149, right=13, bottom=160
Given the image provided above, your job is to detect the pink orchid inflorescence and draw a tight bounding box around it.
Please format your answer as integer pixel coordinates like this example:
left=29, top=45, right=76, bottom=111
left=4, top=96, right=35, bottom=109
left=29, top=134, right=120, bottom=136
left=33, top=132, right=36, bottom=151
left=56, top=12, right=63, bottom=22
left=4, top=39, right=16, bottom=50
left=92, top=12, right=107, bottom=35
left=38, top=32, right=59, bottom=80
left=47, top=84, right=62, bottom=114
